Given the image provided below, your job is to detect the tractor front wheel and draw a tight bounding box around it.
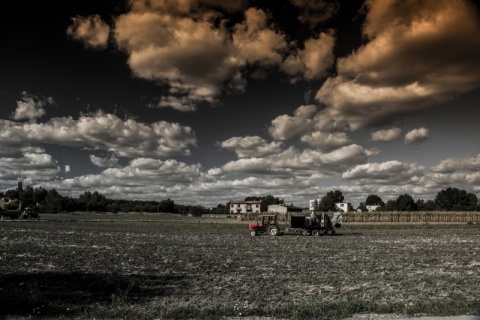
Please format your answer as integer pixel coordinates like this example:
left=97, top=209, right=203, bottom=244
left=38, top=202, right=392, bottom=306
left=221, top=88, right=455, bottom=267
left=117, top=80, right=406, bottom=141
left=267, top=225, right=279, bottom=236
left=250, top=230, right=257, bottom=236
left=312, top=230, right=320, bottom=236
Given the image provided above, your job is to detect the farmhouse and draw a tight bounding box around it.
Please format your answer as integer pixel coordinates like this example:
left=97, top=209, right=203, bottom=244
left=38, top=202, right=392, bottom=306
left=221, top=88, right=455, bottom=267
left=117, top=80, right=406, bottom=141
left=366, top=205, right=381, bottom=212
left=309, top=199, right=354, bottom=212
left=228, top=200, right=262, bottom=214
left=0, top=197, right=16, bottom=210
left=335, top=202, right=353, bottom=212
left=267, top=204, right=303, bottom=215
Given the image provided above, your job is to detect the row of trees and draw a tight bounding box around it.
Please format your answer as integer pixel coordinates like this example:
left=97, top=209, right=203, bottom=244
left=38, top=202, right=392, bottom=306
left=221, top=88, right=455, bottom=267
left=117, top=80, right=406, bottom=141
left=355, top=187, right=479, bottom=212
left=0, top=182, right=202, bottom=214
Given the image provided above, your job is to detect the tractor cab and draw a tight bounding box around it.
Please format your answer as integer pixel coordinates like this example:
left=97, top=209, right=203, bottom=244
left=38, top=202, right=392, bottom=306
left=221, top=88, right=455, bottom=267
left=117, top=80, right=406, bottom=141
left=248, top=214, right=280, bottom=236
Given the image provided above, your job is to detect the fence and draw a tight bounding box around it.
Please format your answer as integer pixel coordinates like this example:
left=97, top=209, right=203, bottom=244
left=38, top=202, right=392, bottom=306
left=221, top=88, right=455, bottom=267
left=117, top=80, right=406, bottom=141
left=342, top=211, right=480, bottom=223
left=238, top=211, right=480, bottom=223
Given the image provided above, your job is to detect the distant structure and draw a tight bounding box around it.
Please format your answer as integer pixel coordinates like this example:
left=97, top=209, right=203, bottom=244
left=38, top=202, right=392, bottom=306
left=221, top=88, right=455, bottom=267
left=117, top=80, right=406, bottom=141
left=366, top=205, right=381, bottom=212
left=267, top=204, right=303, bottom=215
left=227, top=200, right=262, bottom=214
left=309, top=199, right=353, bottom=212
left=335, top=202, right=353, bottom=212
left=0, top=197, right=15, bottom=210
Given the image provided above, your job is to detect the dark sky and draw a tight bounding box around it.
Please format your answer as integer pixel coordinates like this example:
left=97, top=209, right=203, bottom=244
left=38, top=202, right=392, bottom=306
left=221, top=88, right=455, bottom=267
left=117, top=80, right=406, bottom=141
left=1, top=0, right=480, bottom=207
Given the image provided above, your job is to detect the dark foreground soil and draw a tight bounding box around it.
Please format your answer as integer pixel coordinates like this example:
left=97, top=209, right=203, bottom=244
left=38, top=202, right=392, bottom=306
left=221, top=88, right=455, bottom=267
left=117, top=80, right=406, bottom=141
left=0, top=215, right=479, bottom=319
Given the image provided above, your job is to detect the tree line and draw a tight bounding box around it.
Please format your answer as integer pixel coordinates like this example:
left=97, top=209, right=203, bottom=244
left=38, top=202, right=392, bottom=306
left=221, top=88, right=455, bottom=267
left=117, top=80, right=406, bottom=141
left=0, top=182, right=215, bottom=215
left=316, top=188, right=480, bottom=212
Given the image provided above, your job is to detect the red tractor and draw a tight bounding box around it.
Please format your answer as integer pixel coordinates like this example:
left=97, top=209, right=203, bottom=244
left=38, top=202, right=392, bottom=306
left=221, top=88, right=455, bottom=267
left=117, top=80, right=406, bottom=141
left=248, top=214, right=280, bottom=236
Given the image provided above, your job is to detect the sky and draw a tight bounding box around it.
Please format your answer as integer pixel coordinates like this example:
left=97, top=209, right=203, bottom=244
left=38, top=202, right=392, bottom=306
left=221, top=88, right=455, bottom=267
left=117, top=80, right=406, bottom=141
left=1, top=0, right=480, bottom=208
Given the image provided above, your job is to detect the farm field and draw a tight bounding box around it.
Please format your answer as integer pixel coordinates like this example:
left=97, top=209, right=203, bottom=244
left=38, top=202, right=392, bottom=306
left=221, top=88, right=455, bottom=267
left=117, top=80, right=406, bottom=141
left=1, top=213, right=479, bottom=319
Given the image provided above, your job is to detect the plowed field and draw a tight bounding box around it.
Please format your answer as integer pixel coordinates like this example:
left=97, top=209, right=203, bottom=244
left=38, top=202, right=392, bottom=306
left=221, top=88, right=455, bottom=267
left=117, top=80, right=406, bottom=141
left=1, top=214, right=479, bottom=319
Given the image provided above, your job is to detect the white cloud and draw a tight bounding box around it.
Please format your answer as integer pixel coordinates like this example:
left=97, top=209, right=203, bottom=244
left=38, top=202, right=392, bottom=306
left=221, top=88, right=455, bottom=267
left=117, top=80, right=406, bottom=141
left=11, top=92, right=53, bottom=121
left=222, top=144, right=374, bottom=177
left=405, top=127, right=429, bottom=145
left=0, top=111, right=197, bottom=158
left=90, top=154, right=119, bottom=168
left=432, top=154, right=480, bottom=173
left=281, top=32, right=335, bottom=81
left=0, top=151, right=60, bottom=185
left=269, top=105, right=317, bottom=140
left=300, top=131, right=350, bottom=151
left=217, top=136, right=283, bottom=158
left=66, top=15, right=110, bottom=49
left=65, top=165, right=71, bottom=173
left=342, top=160, right=425, bottom=185
left=371, top=127, right=401, bottom=142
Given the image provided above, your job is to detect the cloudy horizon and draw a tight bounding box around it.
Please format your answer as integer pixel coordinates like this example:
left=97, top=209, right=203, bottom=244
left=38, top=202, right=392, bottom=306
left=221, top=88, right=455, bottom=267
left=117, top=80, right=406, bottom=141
left=1, top=0, right=480, bottom=208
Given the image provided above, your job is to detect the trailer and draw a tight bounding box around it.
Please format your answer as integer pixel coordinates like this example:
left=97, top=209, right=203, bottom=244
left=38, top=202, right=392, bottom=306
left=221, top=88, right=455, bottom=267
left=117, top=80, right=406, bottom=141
left=0, top=210, right=21, bottom=219
left=284, top=212, right=341, bottom=236
left=248, top=212, right=342, bottom=236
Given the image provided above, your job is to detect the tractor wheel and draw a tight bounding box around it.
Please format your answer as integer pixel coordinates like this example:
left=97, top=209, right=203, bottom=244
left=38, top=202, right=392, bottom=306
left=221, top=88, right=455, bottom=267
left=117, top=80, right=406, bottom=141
left=312, top=230, right=320, bottom=236
left=250, top=230, right=257, bottom=236
left=302, top=230, right=310, bottom=236
left=267, top=225, right=279, bottom=236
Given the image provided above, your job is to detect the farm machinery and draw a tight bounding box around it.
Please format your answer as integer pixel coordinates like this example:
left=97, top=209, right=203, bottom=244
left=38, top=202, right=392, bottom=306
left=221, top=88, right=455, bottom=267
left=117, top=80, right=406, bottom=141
left=248, top=212, right=342, bottom=236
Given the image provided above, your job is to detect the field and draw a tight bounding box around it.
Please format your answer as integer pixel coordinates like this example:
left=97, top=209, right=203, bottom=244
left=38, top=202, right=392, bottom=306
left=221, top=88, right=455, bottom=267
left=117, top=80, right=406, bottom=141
left=1, top=213, right=480, bottom=319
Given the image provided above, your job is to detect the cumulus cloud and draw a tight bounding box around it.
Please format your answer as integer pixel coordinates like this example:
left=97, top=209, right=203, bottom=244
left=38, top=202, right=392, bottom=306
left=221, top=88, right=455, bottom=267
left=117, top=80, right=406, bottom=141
left=405, top=127, right=429, bottom=145
left=0, top=111, right=197, bottom=158
left=371, top=127, right=401, bottom=142
left=281, top=32, right=335, bottom=81
left=66, top=15, right=110, bottom=48
left=316, top=0, right=480, bottom=130
left=90, top=154, right=119, bottom=168
left=432, top=154, right=480, bottom=173
left=66, top=1, right=334, bottom=111
left=343, top=160, right=425, bottom=185
left=65, top=165, right=71, bottom=173
left=0, top=151, right=60, bottom=185
left=11, top=92, right=53, bottom=121
left=217, top=136, right=283, bottom=158
left=222, top=144, right=375, bottom=177
left=269, top=105, right=317, bottom=140
left=300, top=131, right=350, bottom=151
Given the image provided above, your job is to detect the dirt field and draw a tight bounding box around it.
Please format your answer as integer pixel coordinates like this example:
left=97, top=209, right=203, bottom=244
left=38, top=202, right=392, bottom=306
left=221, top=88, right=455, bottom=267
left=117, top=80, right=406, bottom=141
left=0, top=214, right=479, bottom=319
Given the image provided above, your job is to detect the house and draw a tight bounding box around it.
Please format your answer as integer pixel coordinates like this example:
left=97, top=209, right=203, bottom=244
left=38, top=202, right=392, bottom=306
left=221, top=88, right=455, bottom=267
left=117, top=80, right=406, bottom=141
left=0, top=197, right=16, bottom=210
left=309, top=199, right=353, bottom=213
left=267, top=204, right=303, bottom=215
left=228, top=200, right=262, bottom=214
left=335, top=202, right=353, bottom=213
left=366, top=205, right=381, bottom=212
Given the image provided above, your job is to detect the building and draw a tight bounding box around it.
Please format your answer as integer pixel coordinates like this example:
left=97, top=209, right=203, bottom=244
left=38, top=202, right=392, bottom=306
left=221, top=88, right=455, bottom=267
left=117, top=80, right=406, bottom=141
left=228, top=200, right=262, bottom=214
left=366, top=205, right=381, bottom=212
left=267, top=204, right=303, bottom=215
left=335, top=202, right=353, bottom=212
left=0, top=197, right=16, bottom=210
left=309, top=199, right=353, bottom=213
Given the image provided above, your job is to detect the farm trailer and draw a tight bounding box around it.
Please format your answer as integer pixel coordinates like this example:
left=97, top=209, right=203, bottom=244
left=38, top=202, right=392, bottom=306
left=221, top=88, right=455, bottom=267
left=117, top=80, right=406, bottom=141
left=248, top=212, right=342, bottom=236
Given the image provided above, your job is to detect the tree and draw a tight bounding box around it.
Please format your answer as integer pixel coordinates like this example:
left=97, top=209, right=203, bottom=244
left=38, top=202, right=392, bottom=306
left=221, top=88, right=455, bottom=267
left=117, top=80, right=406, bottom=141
left=317, top=190, right=344, bottom=212
left=357, top=202, right=366, bottom=212
left=416, top=199, right=437, bottom=211
left=395, top=194, right=417, bottom=211
left=435, top=187, right=478, bottom=211
left=365, top=194, right=385, bottom=207
left=158, top=199, right=175, bottom=213
left=381, top=199, right=397, bottom=211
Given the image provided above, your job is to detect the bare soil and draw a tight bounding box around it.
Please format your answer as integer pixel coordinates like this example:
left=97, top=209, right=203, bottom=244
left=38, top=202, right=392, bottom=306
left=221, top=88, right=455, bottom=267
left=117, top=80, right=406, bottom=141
left=0, top=215, right=479, bottom=319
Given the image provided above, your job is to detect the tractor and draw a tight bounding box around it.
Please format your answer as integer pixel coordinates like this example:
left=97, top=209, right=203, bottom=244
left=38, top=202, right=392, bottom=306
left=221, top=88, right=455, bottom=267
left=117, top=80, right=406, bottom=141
left=248, top=214, right=280, bottom=236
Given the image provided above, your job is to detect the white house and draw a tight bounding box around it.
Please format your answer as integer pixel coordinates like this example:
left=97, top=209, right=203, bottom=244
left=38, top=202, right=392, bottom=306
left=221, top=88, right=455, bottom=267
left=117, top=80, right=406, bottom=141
left=366, top=205, right=381, bottom=212
left=228, top=200, right=262, bottom=214
left=309, top=199, right=353, bottom=212
left=268, top=204, right=303, bottom=215
left=335, top=202, right=353, bottom=212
